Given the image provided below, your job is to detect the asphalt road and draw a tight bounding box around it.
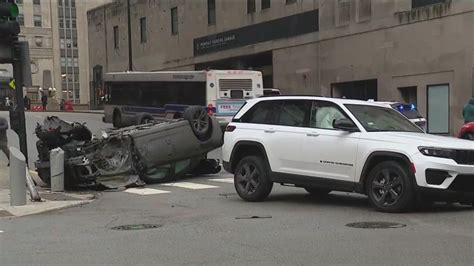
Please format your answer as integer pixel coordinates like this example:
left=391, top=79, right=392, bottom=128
left=0, top=112, right=472, bottom=265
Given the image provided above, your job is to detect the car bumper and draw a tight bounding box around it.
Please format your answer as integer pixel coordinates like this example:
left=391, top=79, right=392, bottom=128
left=412, top=152, right=474, bottom=202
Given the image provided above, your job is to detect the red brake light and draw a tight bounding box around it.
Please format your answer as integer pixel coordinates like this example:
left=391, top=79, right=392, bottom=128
left=226, top=125, right=236, bottom=132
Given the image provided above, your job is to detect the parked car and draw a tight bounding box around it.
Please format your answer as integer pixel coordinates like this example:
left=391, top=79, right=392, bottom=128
left=223, top=96, right=474, bottom=212
left=459, top=122, right=474, bottom=140
left=370, top=101, right=427, bottom=131
left=35, top=106, right=223, bottom=189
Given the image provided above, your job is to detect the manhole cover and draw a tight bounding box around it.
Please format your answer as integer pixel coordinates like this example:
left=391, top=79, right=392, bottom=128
left=40, top=193, right=81, bottom=201
left=111, top=224, right=162, bottom=231
left=346, top=222, right=406, bottom=229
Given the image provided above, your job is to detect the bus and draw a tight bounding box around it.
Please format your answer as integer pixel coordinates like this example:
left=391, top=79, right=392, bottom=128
left=102, top=70, right=264, bottom=128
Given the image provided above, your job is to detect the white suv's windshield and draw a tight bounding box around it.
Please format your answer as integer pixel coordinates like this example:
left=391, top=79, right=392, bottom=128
left=345, top=104, right=423, bottom=133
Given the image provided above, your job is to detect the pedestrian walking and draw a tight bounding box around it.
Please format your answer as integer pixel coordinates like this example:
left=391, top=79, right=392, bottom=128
left=24, top=95, right=31, bottom=111
left=41, top=94, right=48, bottom=111
left=0, top=116, right=10, bottom=164
left=463, top=98, right=474, bottom=124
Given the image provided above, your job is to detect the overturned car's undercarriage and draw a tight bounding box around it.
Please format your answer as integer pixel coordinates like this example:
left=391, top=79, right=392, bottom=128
left=34, top=107, right=223, bottom=189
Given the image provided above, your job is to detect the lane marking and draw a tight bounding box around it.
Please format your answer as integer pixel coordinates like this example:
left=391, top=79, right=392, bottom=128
left=209, top=178, right=234, bottom=184
left=0, top=230, right=4, bottom=233
left=125, top=188, right=171, bottom=195
left=161, top=182, right=218, bottom=190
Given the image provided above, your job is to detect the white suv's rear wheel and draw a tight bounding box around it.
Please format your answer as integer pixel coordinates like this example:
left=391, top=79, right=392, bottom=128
left=366, top=161, right=415, bottom=212
left=234, top=156, right=273, bottom=202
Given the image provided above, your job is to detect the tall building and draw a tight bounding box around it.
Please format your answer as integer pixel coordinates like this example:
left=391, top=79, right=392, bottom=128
left=88, top=0, right=474, bottom=135
left=52, top=0, right=112, bottom=105
left=7, top=0, right=112, bottom=109
left=15, top=0, right=55, bottom=105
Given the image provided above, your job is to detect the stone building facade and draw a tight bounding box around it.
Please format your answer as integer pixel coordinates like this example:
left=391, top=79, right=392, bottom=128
left=88, top=0, right=474, bottom=134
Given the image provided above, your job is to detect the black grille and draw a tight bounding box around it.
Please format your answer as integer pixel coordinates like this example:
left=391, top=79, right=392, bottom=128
left=448, top=175, right=474, bottom=193
left=454, top=150, right=474, bottom=165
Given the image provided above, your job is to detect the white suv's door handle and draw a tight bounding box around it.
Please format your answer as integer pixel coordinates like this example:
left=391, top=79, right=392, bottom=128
left=264, top=128, right=276, bottom=133
left=306, top=132, right=320, bottom=137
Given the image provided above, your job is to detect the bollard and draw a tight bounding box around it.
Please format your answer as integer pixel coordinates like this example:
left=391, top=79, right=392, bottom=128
left=50, top=148, right=64, bottom=192
left=9, top=147, right=26, bottom=206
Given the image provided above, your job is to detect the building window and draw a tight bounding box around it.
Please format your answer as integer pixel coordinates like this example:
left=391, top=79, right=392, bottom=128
left=140, top=17, right=147, bottom=43
left=59, top=19, right=64, bottom=28
left=33, top=0, right=40, bottom=5
left=356, top=0, right=371, bottom=22
left=113, top=26, right=119, bottom=49
left=262, top=0, right=271, bottom=9
left=60, top=38, right=65, bottom=49
left=286, top=0, right=297, bottom=4
left=427, top=84, right=449, bottom=134
left=207, top=0, right=216, bottom=25
left=398, top=86, right=417, bottom=105
left=66, top=20, right=70, bottom=28
left=247, top=0, right=255, bottom=13
left=171, top=7, right=178, bottom=35
left=17, top=14, right=24, bottom=26
left=72, top=19, right=76, bottom=29
left=71, top=0, right=75, bottom=8
left=336, top=0, right=350, bottom=26
left=58, top=0, right=62, bottom=6
left=412, top=0, right=446, bottom=9
left=73, top=38, right=77, bottom=48
left=34, top=15, right=42, bottom=27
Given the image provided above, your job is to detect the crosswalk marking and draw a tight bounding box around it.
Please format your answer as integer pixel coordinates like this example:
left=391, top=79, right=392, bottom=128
left=161, top=182, right=218, bottom=190
left=125, top=188, right=171, bottom=195
left=209, top=178, right=234, bottom=184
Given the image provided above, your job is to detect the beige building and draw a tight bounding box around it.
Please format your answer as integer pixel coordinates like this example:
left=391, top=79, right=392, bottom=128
left=15, top=0, right=55, bottom=104
left=88, top=0, right=474, bottom=135
left=8, top=0, right=112, bottom=108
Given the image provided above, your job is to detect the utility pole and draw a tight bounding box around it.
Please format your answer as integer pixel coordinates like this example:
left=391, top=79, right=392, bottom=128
left=127, top=0, right=133, bottom=71
left=0, top=0, right=29, bottom=163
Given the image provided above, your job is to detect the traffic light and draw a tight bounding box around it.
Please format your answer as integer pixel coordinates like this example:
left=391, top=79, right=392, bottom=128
left=0, top=1, right=20, bottom=37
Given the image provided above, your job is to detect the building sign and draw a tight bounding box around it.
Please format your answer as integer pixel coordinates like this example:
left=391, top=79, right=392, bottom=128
left=194, top=10, right=319, bottom=56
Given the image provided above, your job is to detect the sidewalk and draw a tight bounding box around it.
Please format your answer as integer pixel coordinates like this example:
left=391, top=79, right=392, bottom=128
left=0, top=163, right=96, bottom=218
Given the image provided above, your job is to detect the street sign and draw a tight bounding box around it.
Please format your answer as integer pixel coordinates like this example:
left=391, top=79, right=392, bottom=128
left=8, top=78, right=14, bottom=89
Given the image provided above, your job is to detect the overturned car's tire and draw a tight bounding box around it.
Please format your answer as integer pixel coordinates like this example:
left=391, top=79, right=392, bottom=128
left=183, top=106, right=212, bottom=141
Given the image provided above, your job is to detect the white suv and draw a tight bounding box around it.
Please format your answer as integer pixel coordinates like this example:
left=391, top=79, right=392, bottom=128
left=222, top=96, right=474, bottom=212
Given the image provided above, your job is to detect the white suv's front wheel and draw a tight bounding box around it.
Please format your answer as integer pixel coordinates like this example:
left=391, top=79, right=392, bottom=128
left=234, top=156, right=273, bottom=202
left=366, top=161, right=415, bottom=213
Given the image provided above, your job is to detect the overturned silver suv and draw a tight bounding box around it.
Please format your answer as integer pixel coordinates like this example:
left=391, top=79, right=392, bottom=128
left=35, top=106, right=223, bottom=189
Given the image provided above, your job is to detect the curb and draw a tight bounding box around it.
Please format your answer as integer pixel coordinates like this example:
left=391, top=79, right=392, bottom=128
left=0, top=199, right=95, bottom=218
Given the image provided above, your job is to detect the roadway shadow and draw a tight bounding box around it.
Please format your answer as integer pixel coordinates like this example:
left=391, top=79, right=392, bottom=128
left=264, top=192, right=474, bottom=213
left=265, top=192, right=371, bottom=211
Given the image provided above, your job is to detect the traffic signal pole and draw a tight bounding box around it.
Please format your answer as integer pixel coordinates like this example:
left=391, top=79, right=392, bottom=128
left=12, top=41, right=28, bottom=163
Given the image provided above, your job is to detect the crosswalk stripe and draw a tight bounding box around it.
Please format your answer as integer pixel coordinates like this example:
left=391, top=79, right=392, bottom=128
left=125, top=188, right=171, bottom=195
left=161, top=182, right=218, bottom=190
left=209, top=178, right=234, bottom=184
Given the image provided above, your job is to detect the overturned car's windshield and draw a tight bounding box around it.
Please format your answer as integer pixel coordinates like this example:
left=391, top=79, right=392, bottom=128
left=345, top=104, right=423, bottom=133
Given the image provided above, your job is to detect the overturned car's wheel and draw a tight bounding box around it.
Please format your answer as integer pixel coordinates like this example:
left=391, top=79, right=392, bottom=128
left=183, top=106, right=212, bottom=141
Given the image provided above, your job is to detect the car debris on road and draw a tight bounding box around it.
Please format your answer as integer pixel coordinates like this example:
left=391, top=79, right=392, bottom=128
left=34, top=106, right=223, bottom=189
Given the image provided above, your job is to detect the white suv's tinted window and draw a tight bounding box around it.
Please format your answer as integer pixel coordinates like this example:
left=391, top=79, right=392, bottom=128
left=310, top=101, right=349, bottom=129
left=240, top=100, right=281, bottom=124
left=278, top=100, right=311, bottom=127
